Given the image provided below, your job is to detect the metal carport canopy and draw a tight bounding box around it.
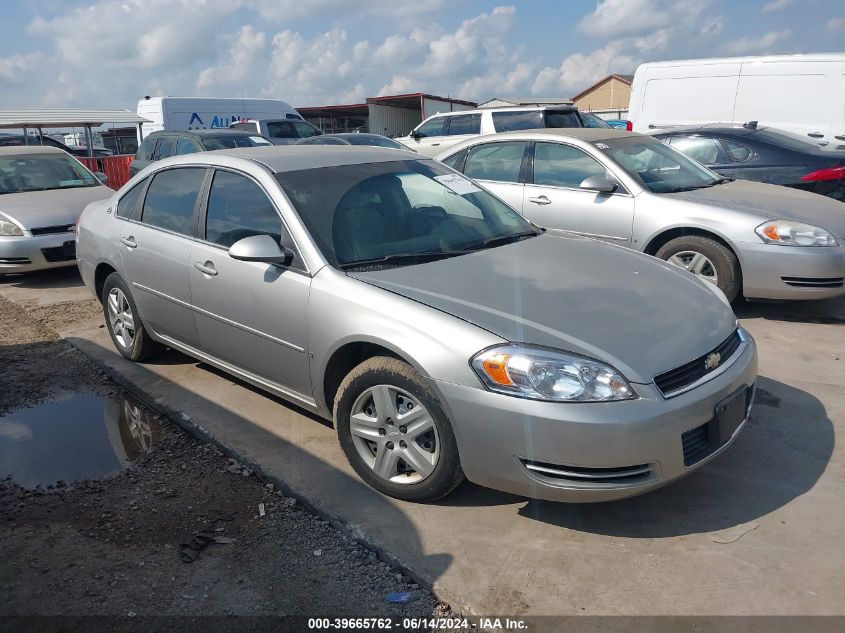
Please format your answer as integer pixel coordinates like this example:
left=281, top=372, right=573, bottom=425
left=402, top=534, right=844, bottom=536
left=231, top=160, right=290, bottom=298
left=0, top=109, right=151, bottom=157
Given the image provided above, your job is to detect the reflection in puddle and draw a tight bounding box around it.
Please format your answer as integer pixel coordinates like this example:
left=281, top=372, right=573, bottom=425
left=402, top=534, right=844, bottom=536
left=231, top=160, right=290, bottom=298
left=0, top=392, right=157, bottom=488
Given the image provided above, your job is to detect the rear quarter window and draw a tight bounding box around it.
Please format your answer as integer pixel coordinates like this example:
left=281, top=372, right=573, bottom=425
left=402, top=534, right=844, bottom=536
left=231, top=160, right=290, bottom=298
left=116, top=181, right=146, bottom=219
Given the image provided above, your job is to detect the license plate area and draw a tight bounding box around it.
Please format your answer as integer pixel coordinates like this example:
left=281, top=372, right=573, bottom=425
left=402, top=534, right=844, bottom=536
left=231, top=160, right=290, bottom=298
left=710, top=386, right=748, bottom=446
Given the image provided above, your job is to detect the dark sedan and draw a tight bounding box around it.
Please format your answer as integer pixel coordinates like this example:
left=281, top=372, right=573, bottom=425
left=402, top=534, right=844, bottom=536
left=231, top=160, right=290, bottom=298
left=655, top=125, right=845, bottom=202
left=0, top=133, right=112, bottom=158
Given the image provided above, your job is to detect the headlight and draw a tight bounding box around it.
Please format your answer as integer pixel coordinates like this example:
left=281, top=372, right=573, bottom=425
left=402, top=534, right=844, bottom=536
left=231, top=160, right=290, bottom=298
left=755, top=220, right=837, bottom=247
left=471, top=345, right=636, bottom=402
left=0, top=219, right=24, bottom=236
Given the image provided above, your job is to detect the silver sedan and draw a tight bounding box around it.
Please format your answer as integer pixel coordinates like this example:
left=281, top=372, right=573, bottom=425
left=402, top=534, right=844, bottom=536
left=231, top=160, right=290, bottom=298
left=0, top=146, right=112, bottom=275
left=76, top=146, right=757, bottom=503
left=436, top=129, right=845, bottom=302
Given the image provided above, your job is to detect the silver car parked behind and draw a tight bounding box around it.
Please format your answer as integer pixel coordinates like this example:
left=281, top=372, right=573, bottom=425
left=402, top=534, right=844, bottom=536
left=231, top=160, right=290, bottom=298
left=1, top=146, right=112, bottom=275
left=436, top=129, right=845, bottom=302
left=77, top=146, right=757, bottom=503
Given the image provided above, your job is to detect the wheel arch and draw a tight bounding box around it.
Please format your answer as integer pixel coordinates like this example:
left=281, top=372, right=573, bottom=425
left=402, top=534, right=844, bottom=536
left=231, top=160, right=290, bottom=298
left=320, top=338, right=423, bottom=418
left=93, top=261, right=119, bottom=303
left=643, top=226, right=743, bottom=266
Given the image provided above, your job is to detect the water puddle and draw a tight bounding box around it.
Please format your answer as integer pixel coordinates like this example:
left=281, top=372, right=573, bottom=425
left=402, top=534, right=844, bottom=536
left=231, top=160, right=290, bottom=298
left=0, top=391, right=158, bottom=489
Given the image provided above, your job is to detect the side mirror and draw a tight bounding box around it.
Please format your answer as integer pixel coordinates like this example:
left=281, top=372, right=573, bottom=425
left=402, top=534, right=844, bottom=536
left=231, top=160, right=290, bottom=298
left=95, top=172, right=109, bottom=184
left=410, top=130, right=422, bottom=140
left=228, top=234, right=293, bottom=265
left=579, top=175, right=617, bottom=194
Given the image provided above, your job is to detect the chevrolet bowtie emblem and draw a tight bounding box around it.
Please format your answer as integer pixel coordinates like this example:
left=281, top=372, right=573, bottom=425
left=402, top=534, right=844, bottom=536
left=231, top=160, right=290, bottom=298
left=705, top=352, right=721, bottom=371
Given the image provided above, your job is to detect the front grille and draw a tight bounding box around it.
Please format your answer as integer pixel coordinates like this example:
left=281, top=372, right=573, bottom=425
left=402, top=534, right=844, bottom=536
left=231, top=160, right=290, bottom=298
left=0, top=257, right=31, bottom=265
left=30, top=224, right=75, bottom=236
left=654, top=330, right=742, bottom=397
left=520, top=459, right=654, bottom=486
left=781, top=276, right=844, bottom=288
left=41, top=245, right=75, bottom=262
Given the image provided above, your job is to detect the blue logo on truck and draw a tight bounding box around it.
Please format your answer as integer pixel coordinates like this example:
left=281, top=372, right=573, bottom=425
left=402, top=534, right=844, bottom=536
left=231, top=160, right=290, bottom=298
left=187, top=113, right=248, bottom=130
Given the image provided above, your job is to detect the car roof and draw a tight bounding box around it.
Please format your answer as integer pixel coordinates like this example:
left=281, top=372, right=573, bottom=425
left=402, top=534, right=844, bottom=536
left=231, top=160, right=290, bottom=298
left=0, top=145, right=67, bottom=156
left=428, top=104, right=577, bottom=118
left=488, top=128, right=642, bottom=142
left=148, top=129, right=256, bottom=137
left=199, top=145, right=423, bottom=173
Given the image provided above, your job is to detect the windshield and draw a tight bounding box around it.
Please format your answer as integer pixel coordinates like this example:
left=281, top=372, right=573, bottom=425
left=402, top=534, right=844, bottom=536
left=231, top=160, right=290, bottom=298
left=593, top=136, right=723, bottom=193
left=0, top=154, right=100, bottom=194
left=276, top=159, right=538, bottom=269
left=200, top=135, right=271, bottom=150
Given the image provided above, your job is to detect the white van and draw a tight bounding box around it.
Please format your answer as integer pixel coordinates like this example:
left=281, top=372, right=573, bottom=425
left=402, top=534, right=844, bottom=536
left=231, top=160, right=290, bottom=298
left=136, top=97, right=304, bottom=140
left=628, top=54, right=845, bottom=148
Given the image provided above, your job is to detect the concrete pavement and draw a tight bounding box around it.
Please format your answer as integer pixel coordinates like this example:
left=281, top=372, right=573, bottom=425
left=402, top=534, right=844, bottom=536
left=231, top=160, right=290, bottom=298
left=2, top=268, right=844, bottom=616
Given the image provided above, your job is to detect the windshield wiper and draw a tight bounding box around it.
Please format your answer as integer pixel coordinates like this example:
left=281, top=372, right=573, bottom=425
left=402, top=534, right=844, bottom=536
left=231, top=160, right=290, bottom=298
left=453, top=230, right=541, bottom=253
left=338, top=251, right=460, bottom=270
left=665, top=178, right=735, bottom=193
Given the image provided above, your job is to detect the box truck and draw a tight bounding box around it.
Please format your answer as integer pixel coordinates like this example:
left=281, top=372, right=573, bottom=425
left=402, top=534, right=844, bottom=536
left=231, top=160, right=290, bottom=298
left=136, top=97, right=304, bottom=140
left=628, top=54, right=845, bottom=148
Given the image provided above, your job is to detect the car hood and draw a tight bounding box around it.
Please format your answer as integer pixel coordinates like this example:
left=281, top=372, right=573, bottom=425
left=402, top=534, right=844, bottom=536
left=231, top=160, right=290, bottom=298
left=663, top=180, right=845, bottom=238
left=0, top=186, right=113, bottom=229
left=349, top=233, right=737, bottom=384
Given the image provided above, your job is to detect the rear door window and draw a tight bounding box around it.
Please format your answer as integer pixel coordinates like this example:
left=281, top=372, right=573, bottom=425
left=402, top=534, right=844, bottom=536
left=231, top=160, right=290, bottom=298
left=492, top=111, right=544, bottom=132
left=464, top=142, right=527, bottom=183
left=533, top=142, right=607, bottom=189
left=446, top=114, right=481, bottom=136
left=721, top=139, right=753, bottom=162
left=669, top=136, right=725, bottom=164
left=140, top=167, right=206, bottom=235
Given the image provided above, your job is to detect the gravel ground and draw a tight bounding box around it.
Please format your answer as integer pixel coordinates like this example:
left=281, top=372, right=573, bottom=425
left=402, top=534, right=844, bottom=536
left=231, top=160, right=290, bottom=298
left=0, top=294, right=451, bottom=619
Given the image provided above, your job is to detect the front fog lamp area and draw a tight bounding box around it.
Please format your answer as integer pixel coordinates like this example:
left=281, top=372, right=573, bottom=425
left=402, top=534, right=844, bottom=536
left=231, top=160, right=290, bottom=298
left=471, top=346, right=636, bottom=402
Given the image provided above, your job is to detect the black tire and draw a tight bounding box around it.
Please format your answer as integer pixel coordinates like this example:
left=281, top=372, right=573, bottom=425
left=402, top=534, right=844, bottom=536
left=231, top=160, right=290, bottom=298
left=101, top=272, right=162, bottom=362
left=655, top=235, right=742, bottom=303
left=334, top=357, right=464, bottom=502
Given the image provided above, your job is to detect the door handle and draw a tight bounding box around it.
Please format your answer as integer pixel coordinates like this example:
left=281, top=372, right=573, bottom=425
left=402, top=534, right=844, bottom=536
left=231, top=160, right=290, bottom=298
left=807, top=132, right=824, bottom=138
left=193, top=261, right=218, bottom=276
left=834, top=135, right=845, bottom=141
left=120, top=236, right=137, bottom=249
left=431, top=143, right=440, bottom=146
left=528, top=195, right=551, bottom=205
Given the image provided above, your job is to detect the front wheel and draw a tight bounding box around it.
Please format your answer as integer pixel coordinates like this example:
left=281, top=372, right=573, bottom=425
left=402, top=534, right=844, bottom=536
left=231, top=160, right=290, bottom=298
left=334, top=357, right=464, bottom=502
left=656, top=235, right=741, bottom=303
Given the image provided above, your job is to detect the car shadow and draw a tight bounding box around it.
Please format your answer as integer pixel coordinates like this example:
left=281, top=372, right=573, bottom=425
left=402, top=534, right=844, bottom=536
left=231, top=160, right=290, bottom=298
left=0, top=267, right=85, bottom=290
left=516, top=375, right=834, bottom=537
left=735, top=295, right=845, bottom=324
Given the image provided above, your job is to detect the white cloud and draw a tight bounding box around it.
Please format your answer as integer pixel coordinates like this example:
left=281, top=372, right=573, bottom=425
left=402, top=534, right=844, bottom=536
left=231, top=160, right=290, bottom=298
left=196, top=26, right=267, bottom=93
left=825, top=16, right=844, bottom=31
left=578, top=0, right=708, bottom=40
left=722, top=29, right=791, bottom=55
left=761, top=0, right=792, bottom=13
left=532, top=42, right=639, bottom=96
left=0, top=53, right=43, bottom=83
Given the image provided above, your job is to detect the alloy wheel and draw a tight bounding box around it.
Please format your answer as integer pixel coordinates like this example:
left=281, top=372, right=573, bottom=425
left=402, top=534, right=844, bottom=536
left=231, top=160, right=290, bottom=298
left=349, top=384, right=440, bottom=485
left=107, top=287, right=136, bottom=350
left=667, top=250, right=719, bottom=285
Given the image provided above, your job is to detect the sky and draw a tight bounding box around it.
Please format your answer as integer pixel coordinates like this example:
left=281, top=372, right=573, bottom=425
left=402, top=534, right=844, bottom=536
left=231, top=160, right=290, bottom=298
left=0, top=0, right=843, bottom=110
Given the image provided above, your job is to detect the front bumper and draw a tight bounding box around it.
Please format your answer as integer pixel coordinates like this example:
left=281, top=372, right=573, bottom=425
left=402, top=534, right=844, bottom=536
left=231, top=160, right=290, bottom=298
left=436, top=332, right=758, bottom=502
left=0, top=233, right=78, bottom=274
left=739, top=241, right=845, bottom=300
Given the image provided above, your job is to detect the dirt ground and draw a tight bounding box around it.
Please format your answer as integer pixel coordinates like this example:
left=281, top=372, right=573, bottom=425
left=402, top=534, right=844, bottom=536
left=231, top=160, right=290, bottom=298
left=0, top=295, right=450, bottom=619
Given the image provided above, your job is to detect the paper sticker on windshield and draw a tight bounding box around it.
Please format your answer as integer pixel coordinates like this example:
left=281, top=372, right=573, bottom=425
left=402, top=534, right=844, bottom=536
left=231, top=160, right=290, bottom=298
left=594, top=142, right=610, bottom=149
left=434, top=174, right=481, bottom=195
left=250, top=136, right=271, bottom=145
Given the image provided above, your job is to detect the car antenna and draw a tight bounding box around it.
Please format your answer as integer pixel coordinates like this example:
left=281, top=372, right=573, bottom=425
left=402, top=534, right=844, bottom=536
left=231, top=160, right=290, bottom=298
left=742, top=120, right=758, bottom=130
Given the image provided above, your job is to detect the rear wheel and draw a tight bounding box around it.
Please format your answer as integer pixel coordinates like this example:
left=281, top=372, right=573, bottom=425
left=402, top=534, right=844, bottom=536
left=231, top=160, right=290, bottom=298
left=102, top=272, right=162, bottom=362
left=334, top=357, right=464, bottom=502
left=656, top=235, right=741, bottom=302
